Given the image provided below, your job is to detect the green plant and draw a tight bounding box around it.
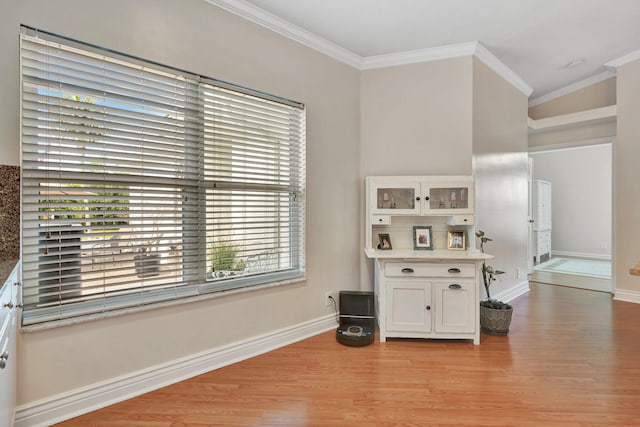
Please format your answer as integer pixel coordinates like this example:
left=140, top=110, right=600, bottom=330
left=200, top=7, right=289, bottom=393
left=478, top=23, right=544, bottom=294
left=210, top=240, right=246, bottom=272
left=476, top=230, right=511, bottom=309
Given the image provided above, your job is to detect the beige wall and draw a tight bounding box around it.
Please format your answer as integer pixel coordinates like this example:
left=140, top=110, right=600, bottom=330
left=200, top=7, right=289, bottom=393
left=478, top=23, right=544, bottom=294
left=360, top=57, right=474, bottom=177
left=528, top=77, right=616, bottom=149
left=528, top=77, right=616, bottom=119
left=2, top=0, right=362, bottom=405
left=472, top=58, right=529, bottom=297
left=359, top=57, right=474, bottom=288
left=614, top=59, right=640, bottom=294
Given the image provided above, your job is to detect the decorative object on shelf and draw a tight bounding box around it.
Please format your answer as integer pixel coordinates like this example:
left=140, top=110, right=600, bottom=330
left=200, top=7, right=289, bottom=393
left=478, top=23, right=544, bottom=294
left=447, top=230, right=465, bottom=251
left=412, top=225, right=433, bottom=250
left=377, top=233, right=392, bottom=250
left=476, top=230, right=512, bottom=335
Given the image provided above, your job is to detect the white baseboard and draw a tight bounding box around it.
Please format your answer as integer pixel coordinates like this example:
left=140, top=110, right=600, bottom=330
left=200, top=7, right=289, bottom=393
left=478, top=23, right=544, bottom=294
left=613, top=289, right=640, bottom=304
left=551, top=250, right=611, bottom=261
left=14, top=314, right=338, bottom=427
left=493, top=280, right=530, bottom=304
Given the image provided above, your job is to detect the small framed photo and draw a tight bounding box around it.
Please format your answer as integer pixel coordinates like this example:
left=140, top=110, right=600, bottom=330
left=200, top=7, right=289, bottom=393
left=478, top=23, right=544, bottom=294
left=378, top=233, right=392, bottom=250
left=447, top=230, right=466, bottom=250
left=413, top=226, right=433, bottom=250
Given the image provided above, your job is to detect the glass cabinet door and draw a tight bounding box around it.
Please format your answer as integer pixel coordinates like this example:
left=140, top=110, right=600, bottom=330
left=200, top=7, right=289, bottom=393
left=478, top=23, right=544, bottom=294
left=423, top=183, right=473, bottom=214
left=370, top=180, right=421, bottom=214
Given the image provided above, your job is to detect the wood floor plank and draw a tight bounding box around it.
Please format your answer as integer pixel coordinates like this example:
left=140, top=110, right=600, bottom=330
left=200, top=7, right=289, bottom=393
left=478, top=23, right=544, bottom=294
left=55, top=282, right=640, bottom=426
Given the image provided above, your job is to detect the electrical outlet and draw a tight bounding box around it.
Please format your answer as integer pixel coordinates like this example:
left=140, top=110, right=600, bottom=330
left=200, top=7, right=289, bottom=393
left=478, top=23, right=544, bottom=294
left=325, top=291, right=337, bottom=307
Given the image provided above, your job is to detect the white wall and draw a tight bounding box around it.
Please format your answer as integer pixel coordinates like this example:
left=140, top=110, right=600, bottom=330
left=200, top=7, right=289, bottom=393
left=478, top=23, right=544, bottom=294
left=614, top=57, right=640, bottom=298
left=472, top=58, right=530, bottom=300
left=2, top=0, right=361, bottom=407
left=529, top=144, right=612, bottom=259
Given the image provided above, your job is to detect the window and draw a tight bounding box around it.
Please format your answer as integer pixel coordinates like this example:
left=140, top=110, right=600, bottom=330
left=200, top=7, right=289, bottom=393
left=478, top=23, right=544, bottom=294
left=20, top=27, right=306, bottom=327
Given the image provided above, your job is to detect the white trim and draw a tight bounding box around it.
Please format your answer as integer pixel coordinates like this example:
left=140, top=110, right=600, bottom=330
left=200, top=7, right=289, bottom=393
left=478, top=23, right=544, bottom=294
left=473, top=42, right=533, bottom=96
left=204, top=0, right=362, bottom=68
left=493, top=280, right=530, bottom=304
left=550, top=250, right=611, bottom=261
left=14, top=314, right=338, bottom=427
left=528, top=137, right=614, bottom=153
left=605, top=49, right=640, bottom=68
left=361, top=41, right=477, bottom=70
left=204, top=2, right=532, bottom=96
left=528, top=105, right=616, bottom=131
left=528, top=71, right=616, bottom=107
left=613, top=289, right=640, bottom=304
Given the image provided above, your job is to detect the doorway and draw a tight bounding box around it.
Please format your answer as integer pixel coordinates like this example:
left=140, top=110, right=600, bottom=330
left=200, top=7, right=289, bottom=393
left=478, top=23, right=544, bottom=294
left=528, top=143, right=613, bottom=293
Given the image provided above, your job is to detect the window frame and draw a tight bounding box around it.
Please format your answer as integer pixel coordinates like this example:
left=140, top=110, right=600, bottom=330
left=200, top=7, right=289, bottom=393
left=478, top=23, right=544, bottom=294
left=19, top=26, right=306, bottom=328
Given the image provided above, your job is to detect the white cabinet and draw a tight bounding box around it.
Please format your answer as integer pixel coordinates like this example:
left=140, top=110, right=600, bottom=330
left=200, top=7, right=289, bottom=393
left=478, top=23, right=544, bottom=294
left=368, top=176, right=474, bottom=217
left=533, top=180, right=552, bottom=263
left=375, top=260, right=481, bottom=344
left=0, top=261, right=20, bottom=427
left=365, top=175, right=490, bottom=345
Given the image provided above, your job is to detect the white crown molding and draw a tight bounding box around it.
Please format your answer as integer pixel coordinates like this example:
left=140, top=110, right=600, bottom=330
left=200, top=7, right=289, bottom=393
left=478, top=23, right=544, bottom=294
left=473, top=42, right=533, bottom=97
left=360, top=41, right=477, bottom=70
left=528, top=70, right=616, bottom=108
left=14, top=314, right=338, bottom=427
left=204, top=1, right=533, bottom=96
left=604, top=48, right=640, bottom=68
left=204, top=0, right=363, bottom=68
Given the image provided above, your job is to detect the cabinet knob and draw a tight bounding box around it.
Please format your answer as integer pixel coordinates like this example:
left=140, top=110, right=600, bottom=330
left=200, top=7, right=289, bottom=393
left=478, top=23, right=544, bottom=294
left=447, top=268, right=461, bottom=274
left=415, top=196, right=421, bottom=201
left=0, top=351, right=8, bottom=360
left=425, top=196, right=430, bottom=201
left=426, top=305, right=431, bottom=311
left=3, top=302, right=13, bottom=309
left=0, top=360, right=5, bottom=370
left=449, top=284, right=462, bottom=289
left=401, top=268, right=414, bottom=273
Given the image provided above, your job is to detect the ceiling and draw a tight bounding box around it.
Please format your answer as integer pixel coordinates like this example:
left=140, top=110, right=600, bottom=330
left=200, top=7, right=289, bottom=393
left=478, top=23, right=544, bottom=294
left=215, top=0, right=640, bottom=103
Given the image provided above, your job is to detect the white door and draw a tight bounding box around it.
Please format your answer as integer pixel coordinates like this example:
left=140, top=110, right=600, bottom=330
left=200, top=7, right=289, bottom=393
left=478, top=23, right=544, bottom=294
left=386, top=281, right=431, bottom=332
left=433, top=281, right=475, bottom=333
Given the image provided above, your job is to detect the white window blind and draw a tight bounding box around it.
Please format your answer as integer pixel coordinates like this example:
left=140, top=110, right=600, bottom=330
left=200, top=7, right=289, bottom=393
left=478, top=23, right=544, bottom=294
left=20, top=27, right=306, bottom=327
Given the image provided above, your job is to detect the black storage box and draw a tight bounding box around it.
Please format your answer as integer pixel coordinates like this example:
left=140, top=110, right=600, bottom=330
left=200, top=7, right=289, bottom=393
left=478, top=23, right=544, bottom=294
left=336, top=291, right=375, bottom=346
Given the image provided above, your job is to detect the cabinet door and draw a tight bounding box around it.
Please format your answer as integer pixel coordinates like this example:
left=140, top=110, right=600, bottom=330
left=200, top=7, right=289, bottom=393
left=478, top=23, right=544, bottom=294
left=422, top=179, right=474, bottom=215
left=369, top=178, right=421, bottom=215
left=434, top=281, right=475, bottom=333
left=533, top=180, right=551, bottom=231
left=386, top=281, right=431, bottom=332
left=0, top=268, right=18, bottom=427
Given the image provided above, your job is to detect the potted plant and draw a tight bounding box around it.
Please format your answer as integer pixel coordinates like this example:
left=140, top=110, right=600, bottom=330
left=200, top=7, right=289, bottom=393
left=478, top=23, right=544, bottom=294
left=476, top=230, right=513, bottom=335
left=209, top=240, right=246, bottom=279
left=133, top=234, right=163, bottom=278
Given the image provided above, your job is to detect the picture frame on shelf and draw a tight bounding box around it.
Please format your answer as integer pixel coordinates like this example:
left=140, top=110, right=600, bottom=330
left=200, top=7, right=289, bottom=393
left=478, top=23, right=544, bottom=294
left=447, top=230, right=466, bottom=250
left=378, top=233, right=392, bottom=250
left=413, top=226, right=433, bottom=250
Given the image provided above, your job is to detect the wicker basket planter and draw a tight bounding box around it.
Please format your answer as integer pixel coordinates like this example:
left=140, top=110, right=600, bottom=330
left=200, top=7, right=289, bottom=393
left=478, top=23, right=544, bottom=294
left=480, top=303, right=513, bottom=335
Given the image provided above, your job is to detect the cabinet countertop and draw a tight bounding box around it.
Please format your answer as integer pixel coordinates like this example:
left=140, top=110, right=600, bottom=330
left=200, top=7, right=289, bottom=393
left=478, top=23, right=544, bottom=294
left=364, top=248, right=492, bottom=261
left=0, top=259, right=19, bottom=289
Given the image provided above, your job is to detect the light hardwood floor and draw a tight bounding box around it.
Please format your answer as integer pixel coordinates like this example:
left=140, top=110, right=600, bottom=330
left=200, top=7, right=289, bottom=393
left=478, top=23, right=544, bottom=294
left=55, top=282, right=640, bottom=426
